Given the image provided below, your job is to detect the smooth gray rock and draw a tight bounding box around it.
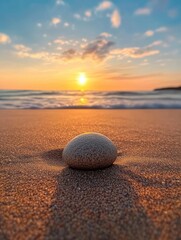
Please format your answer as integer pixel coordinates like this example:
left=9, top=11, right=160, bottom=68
left=62, top=132, right=117, bottom=170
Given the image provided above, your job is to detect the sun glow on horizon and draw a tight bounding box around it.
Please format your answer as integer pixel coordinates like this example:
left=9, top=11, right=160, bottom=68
left=77, top=73, right=87, bottom=86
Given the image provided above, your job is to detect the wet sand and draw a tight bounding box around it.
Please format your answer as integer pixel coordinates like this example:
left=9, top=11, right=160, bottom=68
left=0, top=110, right=181, bottom=240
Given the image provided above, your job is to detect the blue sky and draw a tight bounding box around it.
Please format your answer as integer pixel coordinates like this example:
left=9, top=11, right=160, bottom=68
left=0, top=0, right=181, bottom=90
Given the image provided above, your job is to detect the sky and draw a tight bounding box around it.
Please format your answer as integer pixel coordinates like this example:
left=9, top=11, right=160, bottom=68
left=0, top=0, right=181, bottom=91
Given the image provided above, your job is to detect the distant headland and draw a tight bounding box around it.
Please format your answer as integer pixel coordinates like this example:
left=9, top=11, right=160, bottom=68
left=154, top=86, right=181, bottom=91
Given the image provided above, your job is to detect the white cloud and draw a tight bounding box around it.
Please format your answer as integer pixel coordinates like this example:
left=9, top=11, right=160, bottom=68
left=51, top=18, right=61, bottom=25
left=82, top=38, right=87, bottom=42
left=37, top=23, right=42, bottom=27
left=0, top=33, right=11, bottom=44
left=56, top=0, right=65, bottom=5
left=155, top=27, right=168, bottom=33
left=64, top=22, right=69, bottom=27
left=85, top=10, right=92, bottom=17
left=100, top=32, right=112, bottom=38
left=134, top=7, right=152, bottom=15
left=96, top=1, right=113, bottom=11
left=74, top=14, right=81, bottom=20
left=144, top=30, right=154, bottom=37
left=111, top=9, right=121, bottom=28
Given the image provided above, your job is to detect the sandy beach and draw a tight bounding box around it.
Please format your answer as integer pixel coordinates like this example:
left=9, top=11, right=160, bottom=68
left=0, top=110, right=181, bottom=240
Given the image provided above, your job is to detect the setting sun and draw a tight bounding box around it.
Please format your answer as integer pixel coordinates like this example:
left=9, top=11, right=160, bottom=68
left=78, top=73, right=87, bottom=86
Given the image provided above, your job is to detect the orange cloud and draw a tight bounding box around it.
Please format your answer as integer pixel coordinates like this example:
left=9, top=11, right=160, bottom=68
left=96, top=1, right=113, bottom=11
left=111, top=9, right=121, bottom=28
left=51, top=18, right=61, bottom=25
left=14, top=44, right=31, bottom=52
left=144, top=30, right=154, bottom=37
left=0, top=33, right=11, bottom=44
left=111, top=46, right=160, bottom=58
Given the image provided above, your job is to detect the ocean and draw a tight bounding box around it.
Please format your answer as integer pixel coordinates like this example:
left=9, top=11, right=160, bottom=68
left=0, top=90, right=181, bottom=109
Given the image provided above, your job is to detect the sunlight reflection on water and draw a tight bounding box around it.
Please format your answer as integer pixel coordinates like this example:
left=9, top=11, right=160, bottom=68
left=0, top=90, right=181, bottom=109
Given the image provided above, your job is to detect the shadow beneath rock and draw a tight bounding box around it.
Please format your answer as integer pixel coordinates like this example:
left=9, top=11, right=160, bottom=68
left=45, top=165, right=159, bottom=240
left=41, top=148, right=66, bottom=167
